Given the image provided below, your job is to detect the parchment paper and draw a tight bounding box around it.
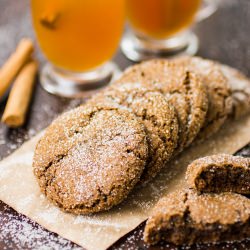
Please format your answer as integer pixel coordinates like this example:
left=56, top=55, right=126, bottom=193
left=0, top=115, right=250, bottom=250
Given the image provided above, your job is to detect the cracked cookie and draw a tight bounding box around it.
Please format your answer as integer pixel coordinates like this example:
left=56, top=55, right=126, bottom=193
left=114, top=59, right=208, bottom=152
left=186, top=154, right=250, bottom=194
left=89, top=83, right=179, bottom=183
left=144, top=189, right=250, bottom=246
left=33, top=105, right=149, bottom=214
left=173, top=56, right=233, bottom=141
left=219, top=64, right=250, bottom=119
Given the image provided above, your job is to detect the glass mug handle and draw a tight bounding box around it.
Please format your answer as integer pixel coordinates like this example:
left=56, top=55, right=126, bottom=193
left=196, top=0, right=219, bottom=22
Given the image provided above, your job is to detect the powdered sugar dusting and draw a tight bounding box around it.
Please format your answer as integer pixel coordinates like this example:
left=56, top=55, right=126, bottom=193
left=36, top=207, right=61, bottom=225
left=0, top=203, right=81, bottom=250
left=33, top=106, right=149, bottom=214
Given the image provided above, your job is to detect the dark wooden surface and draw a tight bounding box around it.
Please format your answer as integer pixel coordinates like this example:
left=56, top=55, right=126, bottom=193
left=0, top=0, right=250, bottom=249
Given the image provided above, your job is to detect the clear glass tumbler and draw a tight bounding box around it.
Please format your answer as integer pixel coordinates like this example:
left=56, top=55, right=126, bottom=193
left=31, top=0, right=125, bottom=97
left=122, top=0, right=218, bottom=62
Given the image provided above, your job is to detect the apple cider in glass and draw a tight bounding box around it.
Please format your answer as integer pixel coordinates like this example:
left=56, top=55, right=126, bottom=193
left=31, top=0, right=125, bottom=97
left=121, top=0, right=217, bottom=62
left=126, top=0, right=201, bottom=39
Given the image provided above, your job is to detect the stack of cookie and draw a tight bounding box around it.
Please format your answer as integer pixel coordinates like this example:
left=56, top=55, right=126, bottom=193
left=144, top=154, right=250, bottom=246
left=33, top=56, right=250, bottom=214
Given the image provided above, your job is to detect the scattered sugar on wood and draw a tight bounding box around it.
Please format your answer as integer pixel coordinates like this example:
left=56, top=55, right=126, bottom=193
left=0, top=203, right=81, bottom=250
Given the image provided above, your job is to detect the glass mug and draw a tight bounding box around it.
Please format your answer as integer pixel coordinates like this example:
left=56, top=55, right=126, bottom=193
left=122, top=0, right=218, bottom=61
left=31, top=0, right=125, bottom=97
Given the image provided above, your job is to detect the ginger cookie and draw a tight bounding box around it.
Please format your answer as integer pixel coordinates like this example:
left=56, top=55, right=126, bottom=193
left=33, top=105, right=149, bottom=214
left=144, top=189, right=250, bottom=246
left=89, top=83, right=179, bottom=183
left=186, top=154, right=250, bottom=194
left=173, top=56, right=233, bottom=140
left=219, top=64, right=250, bottom=119
left=114, top=59, right=208, bottom=152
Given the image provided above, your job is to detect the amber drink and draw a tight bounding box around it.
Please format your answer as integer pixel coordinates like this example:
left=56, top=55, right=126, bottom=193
left=126, top=0, right=201, bottom=39
left=122, top=0, right=218, bottom=61
left=31, top=0, right=125, bottom=97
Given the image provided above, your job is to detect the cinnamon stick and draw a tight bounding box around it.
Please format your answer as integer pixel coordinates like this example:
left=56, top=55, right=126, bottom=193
left=40, top=12, right=60, bottom=30
left=0, top=38, right=34, bottom=99
left=1, top=60, right=38, bottom=128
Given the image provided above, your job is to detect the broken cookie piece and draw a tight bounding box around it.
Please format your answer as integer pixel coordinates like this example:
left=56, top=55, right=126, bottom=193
left=144, top=189, right=250, bottom=246
left=186, top=154, right=250, bottom=194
